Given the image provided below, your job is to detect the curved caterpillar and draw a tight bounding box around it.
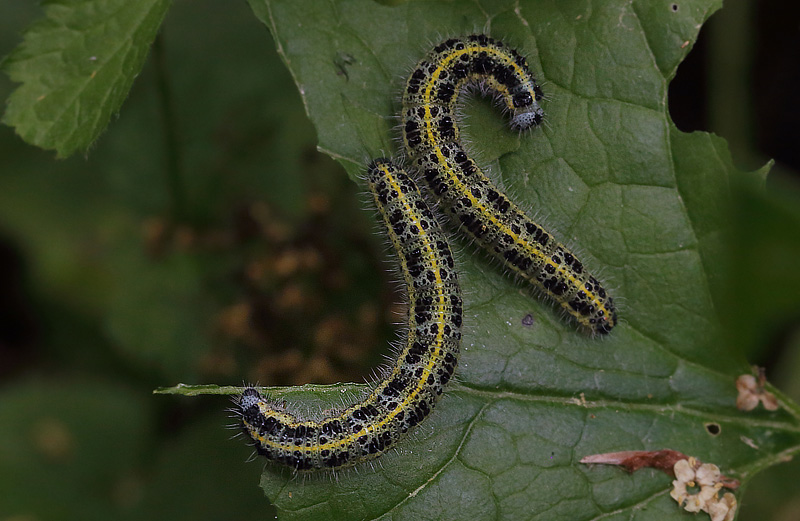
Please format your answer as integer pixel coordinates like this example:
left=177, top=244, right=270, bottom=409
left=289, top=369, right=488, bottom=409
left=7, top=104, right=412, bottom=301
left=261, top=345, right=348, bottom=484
left=237, top=34, right=617, bottom=471
left=238, top=159, right=463, bottom=470
left=402, top=34, right=616, bottom=334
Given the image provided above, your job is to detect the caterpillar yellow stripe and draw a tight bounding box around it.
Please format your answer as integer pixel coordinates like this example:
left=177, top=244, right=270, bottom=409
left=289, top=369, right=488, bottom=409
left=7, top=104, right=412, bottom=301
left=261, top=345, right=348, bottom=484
left=402, top=34, right=617, bottom=334
left=238, top=159, right=463, bottom=470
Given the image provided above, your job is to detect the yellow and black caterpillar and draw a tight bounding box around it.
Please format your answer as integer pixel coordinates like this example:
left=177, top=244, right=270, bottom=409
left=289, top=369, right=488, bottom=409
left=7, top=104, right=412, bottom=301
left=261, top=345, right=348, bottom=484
left=238, top=159, right=462, bottom=470
left=402, top=34, right=616, bottom=334
left=237, top=34, right=616, bottom=471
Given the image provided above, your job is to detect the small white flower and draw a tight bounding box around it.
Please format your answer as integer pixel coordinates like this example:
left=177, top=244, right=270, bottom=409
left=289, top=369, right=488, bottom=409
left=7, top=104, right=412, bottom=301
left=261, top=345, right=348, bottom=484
left=670, top=459, right=737, bottom=521
left=670, top=479, right=688, bottom=504
left=736, top=373, right=779, bottom=411
left=674, top=458, right=695, bottom=482
left=695, top=463, right=721, bottom=486
left=683, top=492, right=705, bottom=513
left=707, top=492, right=737, bottom=521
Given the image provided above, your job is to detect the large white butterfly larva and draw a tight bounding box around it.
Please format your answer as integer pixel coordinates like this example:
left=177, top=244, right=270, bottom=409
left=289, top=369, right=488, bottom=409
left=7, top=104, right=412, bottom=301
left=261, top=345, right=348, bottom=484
left=237, top=159, right=462, bottom=470
left=236, top=34, right=618, bottom=471
left=402, top=34, right=617, bottom=334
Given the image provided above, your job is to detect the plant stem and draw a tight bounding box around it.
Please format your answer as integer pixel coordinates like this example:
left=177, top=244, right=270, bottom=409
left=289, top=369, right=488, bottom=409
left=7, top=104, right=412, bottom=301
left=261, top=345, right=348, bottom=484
left=708, top=0, right=759, bottom=170
left=153, top=32, right=186, bottom=223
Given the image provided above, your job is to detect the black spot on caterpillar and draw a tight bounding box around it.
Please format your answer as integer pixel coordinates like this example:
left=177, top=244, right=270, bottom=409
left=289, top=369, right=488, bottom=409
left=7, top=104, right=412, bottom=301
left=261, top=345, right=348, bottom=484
left=237, top=159, right=463, bottom=470
left=402, top=34, right=617, bottom=334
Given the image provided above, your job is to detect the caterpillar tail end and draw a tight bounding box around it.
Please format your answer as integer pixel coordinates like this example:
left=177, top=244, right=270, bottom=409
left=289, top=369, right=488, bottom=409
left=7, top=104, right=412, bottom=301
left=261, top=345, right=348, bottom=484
left=589, top=302, right=617, bottom=335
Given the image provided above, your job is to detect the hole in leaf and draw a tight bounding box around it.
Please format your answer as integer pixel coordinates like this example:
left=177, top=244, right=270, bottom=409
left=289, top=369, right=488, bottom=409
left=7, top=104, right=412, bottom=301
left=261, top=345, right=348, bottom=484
left=705, top=422, right=721, bottom=436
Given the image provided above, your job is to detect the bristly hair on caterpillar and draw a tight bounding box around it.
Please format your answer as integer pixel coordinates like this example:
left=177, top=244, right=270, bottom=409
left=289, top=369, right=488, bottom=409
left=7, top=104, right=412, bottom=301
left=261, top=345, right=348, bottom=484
left=236, top=159, right=463, bottom=471
left=235, top=33, right=617, bottom=471
left=401, top=34, right=617, bottom=334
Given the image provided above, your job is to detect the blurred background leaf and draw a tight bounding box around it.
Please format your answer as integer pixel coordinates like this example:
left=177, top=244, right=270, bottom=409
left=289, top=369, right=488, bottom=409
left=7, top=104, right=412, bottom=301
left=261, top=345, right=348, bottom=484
left=0, top=0, right=799, bottom=520
left=2, top=0, right=171, bottom=157
left=0, top=0, right=391, bottom=518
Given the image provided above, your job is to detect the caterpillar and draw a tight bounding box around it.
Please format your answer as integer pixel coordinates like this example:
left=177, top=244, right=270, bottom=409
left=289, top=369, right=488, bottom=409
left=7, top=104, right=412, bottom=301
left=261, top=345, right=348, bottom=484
left=237, top=34, right=617, bottom=470
left=402, top=34, right=617, bottom=334
left=237, top=159, right=463, bottom=470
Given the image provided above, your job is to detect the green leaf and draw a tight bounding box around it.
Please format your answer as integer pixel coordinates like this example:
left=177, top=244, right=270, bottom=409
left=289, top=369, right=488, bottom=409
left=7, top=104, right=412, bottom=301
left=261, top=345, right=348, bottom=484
left=1, top=0, right=171, bottom=157
left=239, top=0, right=800, bottom=520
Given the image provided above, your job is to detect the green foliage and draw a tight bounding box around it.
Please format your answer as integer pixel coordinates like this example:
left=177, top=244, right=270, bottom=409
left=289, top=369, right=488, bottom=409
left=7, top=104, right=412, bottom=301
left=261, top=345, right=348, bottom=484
left=241, top=0, right=800, bottom=519
left=0, top=380, right=152, bottom=521
left=1, top=0, right=800, bottom=521
left=1, top=0, right=171, bottom=157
